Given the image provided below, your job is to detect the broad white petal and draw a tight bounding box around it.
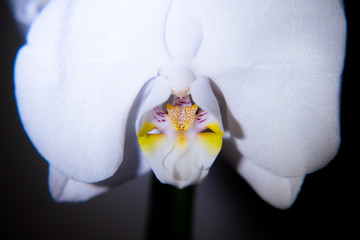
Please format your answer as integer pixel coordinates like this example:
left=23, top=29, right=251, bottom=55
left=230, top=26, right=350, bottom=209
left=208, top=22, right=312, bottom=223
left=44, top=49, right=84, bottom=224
left=15, top=0, right=172, bottom=182
left=192, top=0, right=346, bottom=177
left=236, top=157, right=304, bottom=209
left=49, top=166, right=108, bottom=202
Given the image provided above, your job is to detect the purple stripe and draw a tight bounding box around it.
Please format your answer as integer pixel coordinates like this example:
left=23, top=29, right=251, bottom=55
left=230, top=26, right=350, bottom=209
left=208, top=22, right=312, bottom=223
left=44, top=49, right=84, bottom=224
left=154, top=107, right=166, bottom=117
left=198, top=118, right=207, bottom=124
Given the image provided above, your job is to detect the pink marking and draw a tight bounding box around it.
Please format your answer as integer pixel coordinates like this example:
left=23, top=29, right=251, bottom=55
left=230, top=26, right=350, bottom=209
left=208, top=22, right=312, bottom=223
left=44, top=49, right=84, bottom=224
left=154, top=107, right=166, bottom=117
left=153, top=110, right=167, bottom=123
left=172, top=96, right=192, bottom=107
left=198, top=112, right=207, bottom=117
left=174, top=101, right=191, bottom=107
left=198, top=118, right=207, bottom=124
left=157, top=112, right=165, bottom=117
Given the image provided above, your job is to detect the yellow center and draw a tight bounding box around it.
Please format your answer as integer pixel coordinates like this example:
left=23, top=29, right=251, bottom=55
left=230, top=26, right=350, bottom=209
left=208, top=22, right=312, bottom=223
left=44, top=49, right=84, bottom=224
left=166, top=104, right=198, bottom=130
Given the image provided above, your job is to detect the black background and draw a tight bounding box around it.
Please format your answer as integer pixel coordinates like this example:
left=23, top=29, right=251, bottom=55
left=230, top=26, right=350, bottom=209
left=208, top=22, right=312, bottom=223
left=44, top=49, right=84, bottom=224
left=1, top=1, right=356, bottom=239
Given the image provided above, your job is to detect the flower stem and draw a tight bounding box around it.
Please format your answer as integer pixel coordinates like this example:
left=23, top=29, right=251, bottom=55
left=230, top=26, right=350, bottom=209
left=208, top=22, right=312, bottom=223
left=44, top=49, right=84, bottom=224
left=146, top=175, right=195, bottom=240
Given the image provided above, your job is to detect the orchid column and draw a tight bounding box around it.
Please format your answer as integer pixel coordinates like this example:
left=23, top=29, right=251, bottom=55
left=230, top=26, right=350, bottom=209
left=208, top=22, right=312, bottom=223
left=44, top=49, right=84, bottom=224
left=15, top=0, right=346, bottom=210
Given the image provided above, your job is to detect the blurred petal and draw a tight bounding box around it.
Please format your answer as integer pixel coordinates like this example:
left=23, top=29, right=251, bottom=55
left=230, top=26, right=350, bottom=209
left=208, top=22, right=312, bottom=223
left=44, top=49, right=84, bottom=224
left=7, top=0, right=49, bottom=34
left=236, top=158, right=304, bottom=209
left=49, top=166, right=108, bottom=202
left=15, top=0, right=172, bottom=182
left=192, top=0, right=346, bottom=177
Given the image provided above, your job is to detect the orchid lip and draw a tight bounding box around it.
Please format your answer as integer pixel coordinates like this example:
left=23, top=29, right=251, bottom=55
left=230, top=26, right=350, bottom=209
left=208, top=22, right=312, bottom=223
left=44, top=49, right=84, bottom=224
left=137, top=88, right=223, bottom=188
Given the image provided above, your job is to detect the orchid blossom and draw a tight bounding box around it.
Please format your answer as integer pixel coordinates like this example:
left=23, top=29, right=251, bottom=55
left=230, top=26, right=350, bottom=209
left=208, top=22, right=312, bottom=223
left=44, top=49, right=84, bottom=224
left=13, top=0, right=346, bottom=209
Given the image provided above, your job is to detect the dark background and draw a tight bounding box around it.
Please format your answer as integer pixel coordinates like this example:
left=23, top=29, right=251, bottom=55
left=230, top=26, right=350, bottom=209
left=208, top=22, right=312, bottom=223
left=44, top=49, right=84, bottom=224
left=1, top=1, right=356, bottom=239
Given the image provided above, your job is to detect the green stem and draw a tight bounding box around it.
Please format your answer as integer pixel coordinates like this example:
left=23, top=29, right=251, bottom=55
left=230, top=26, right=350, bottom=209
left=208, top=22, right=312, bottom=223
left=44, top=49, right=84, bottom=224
left=146, top=175, right=195, bottom=240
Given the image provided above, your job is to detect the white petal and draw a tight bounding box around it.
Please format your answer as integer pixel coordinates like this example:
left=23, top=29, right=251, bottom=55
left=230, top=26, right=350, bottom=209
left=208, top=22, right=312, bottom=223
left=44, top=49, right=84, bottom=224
left=139, top=132, right=220, bottom=189
left=192, top=0, right=346, bottom=177
left=165, top=0, right=203, bottom=61
left=159, top=64, right=196, bottom=96
left=15, top=0, right=172, bottom=182
left=146, top=137, right=204, bottom=189
left=135, top=76, right=172, bottom=133
left=191, top=76, right=223, bottom=133
left=236, top=157, right=304, bottom=209
left=49, top=166, right=108, bottom=202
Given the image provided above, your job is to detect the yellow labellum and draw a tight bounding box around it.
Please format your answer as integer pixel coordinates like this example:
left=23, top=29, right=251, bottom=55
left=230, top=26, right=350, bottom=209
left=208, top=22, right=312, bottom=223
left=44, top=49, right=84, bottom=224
left=197, top=131, right=223, bottom=156
left=176, top=131, right=187, bottom=149
left=137, top=122, right=166, bottom=156
left=138, top=122, right=165, bottom=156
left=137, top=122, right=157, bottom=137
left=138, top=134, right=166, bottom=156
left=136, top=93, right=224, bottom=188
left=137, top=98, right=224, bottom=169
left=207, top=123, right=224, bottom=136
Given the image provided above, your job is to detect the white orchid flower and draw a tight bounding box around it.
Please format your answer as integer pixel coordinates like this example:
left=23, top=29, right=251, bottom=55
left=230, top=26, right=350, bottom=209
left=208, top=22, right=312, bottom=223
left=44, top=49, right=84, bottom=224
left=14, top=0, right=346, bottom=209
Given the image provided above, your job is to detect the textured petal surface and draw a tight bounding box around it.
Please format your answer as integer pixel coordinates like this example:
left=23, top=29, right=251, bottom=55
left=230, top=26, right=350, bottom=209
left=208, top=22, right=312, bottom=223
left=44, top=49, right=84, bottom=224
left=49, top=166, right=108, bottom=202
left=192, top=0, right=346, bottom=177
left=236, top=158, right=304, bottom=209
left=15, top=0, right=172, bottom=182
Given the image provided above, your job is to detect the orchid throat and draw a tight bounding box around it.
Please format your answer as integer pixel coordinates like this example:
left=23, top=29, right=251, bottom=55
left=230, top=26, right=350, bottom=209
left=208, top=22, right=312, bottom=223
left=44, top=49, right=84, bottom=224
left=137, top=69, right=224, bottom=189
